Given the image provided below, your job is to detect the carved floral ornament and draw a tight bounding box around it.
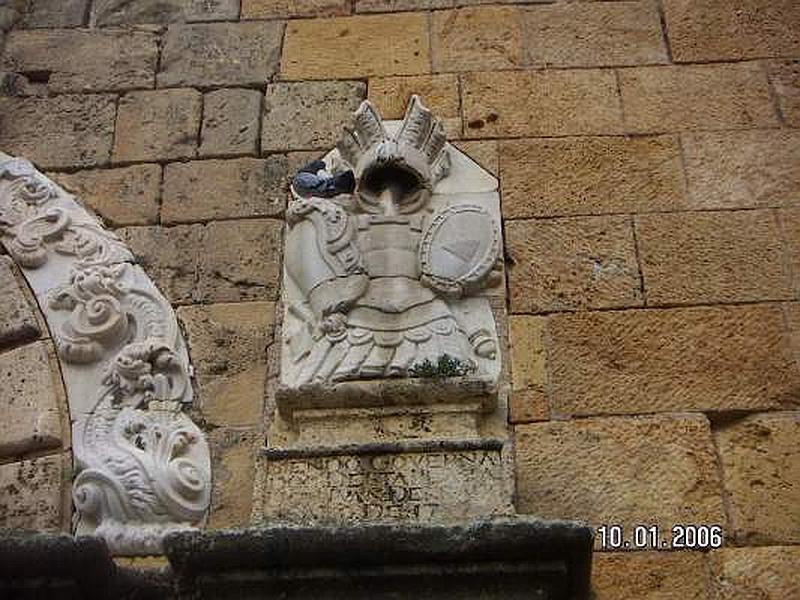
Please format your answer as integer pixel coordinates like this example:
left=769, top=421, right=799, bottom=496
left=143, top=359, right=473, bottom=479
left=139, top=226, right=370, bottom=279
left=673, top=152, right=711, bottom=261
left=0, top=155, right=210, bottom=555
left=282, top=96, right=503, bottom=388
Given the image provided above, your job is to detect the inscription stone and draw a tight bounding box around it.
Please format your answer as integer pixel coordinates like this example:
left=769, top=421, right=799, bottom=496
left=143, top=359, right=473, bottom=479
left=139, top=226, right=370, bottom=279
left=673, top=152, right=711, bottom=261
left=255, top=445, right=513, bottom=525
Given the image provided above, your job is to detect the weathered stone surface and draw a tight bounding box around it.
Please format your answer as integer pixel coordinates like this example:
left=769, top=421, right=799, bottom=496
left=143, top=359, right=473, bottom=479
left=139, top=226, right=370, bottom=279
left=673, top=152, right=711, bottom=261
left=92, top=0, right=240, bottom=25
left=178, top=302, right=274, bottom=427
left=49, top=164, right=161, bottom=227
left=20, top=0, right=88, bottom=27
left=242, top=0, right=348, bottom=19
left=0, top=453, right=68, bottom=531
left=158, top=22, right=283, bottom=88
left=368, top=74, right=461, bottom=137
left=0, top=94, right=115, bottom=169
left=715, top=412, right=800, bottom=544
left=255, top=444, right=513, bottom=525
left=768, top=59, right=800, bottom=127
left=200, top=88, right=262, bottom=157
left=431, top=7, right=522, bottom=72
left=710, top=546, right=800, bottom=600
left=119, top=219, right=282, bottom=304
left=781, top=208, right=800, bottom=297
left=592, top=552, right=711, bottom=600
left=361, top=0, right=452, bottom=11
left=0, top=256, right=40, bottom=349
left=208, top=428, right=260, bottom=528
left=547, top=305, right=799, bottom=416
left=683, top=129, right=800, bottom=209
left=664, top=0, right=800, bottom=62
left=618, top=63, right=778, bottom=132
left=281, top=13, right=430, bottom=80
left=788, top=303, right=800, bottom=368
left=499, top=136, right=685, bottom=219
left=462, top=70, right=623, bottom=137
left=117, top=224, right=204, bottom=304
left=508, top=316, right=548, bottom=424
left=515, top=415, right=726, bottom=533
left=0, top=341, right=65, bottom=458
left=506, top=216, right=641, bottom=313
left=113, top=89, right=202, bottom=163
left=523, top=2, right=667, bottom=68
left=636, top=209, right=792, bottom=305
left=3, top=29, right=157, bottom=92
left=162, top=157, right=287, bottom=223
left=262, top=81, right=366, bottom=152
left=452, top=141, right=497, bottom=176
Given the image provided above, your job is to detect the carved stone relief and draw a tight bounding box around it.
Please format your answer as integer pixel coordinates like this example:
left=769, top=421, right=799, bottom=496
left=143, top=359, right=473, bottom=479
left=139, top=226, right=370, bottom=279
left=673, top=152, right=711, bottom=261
left=281, top=96, right=503, bottom=396
left=0, top=153, right=210, bottom=555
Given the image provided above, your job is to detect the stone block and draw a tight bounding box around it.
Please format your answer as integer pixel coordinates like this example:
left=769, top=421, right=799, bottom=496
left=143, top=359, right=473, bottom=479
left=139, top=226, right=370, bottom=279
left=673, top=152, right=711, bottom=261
left=505, top=216, right=641, bottom=313
left=281, top=13, right=430, bottom=80
left=113, top=89, right=202, bottom=163
left=178, top=302, right=274, bottom=427
left=92, top=0, right=240, bottom=25
left=768, top=59, right=800, bottom=127
left=117, top=224, right=204, bottom=305
left=158, top=22, right=283, bottom=88
left=162, top=157, right=287, bottom=224
left=254, top=442, right=514, bottom=525
left=452, top=141, right=497, bottom=176
left=0, top=341, right=65, bottom=458
left=664, top=0, right=800, bottom=62
left=431, top=7, right=523, bottom=72
left=3, top=29, right=157, bottom=93
left=715, top=412, right=800, bottom=544
left=547, top=305, right=798, bottom=416
left=618, top=63, right=778, bottom=133
left=0, top=94, right=115, bottom=169
left=508, top=316, right=548, bottom=424
left=499, top=135, right=685, bottom=219
left=242, top=0, right=349, bottom=19
left=49, top=164, right=161, bottom=227
left=592, top=552, right=711, bottom=600
left=709, top=546, right=800, bottom=600
left=200, top=88, right=262, bottom=157
left=523, top=2, right=667, bottom=68
left=780, top=208, right=800, bottom=297
left=0, top=256, right=41, bottom=349
left=462, top=70, right=623, bottom=138
left=208, top=428, right=261, bottom=529
left=118, top=219, right=283, bottom=304
left=357, top=0, right=452, bottom=12
left=682, top=129, right=800, bottom=209
left=262, top=81, right=366, bottom=152
left=515, top=414, right=726, bottom=534
left=20, top=0, right=88, bottom=27
left=636, top=209, right=792, bottom=305
left=201, top=219, right=283, bottom=303
left=368, top=74, right=460, bottom=137
left=0, top=453, right=69, bottom=531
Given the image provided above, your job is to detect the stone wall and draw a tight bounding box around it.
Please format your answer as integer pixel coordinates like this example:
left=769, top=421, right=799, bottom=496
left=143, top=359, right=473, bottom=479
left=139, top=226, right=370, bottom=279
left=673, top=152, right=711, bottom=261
left=0, top=0, right=798, bottom=597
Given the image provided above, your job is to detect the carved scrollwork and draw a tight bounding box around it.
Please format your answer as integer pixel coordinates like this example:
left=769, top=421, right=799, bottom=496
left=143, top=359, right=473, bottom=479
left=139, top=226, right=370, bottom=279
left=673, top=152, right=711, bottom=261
left=0, top=154, right=210, bottom=555
left=0, top=158, right=132, bottom=268
left=73, top=405, right=210, bottom=555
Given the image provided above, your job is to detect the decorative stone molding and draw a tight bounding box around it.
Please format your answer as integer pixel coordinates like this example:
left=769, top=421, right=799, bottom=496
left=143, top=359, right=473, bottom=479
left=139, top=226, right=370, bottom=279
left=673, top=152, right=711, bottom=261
left=0, top=152, right=210, bottom=555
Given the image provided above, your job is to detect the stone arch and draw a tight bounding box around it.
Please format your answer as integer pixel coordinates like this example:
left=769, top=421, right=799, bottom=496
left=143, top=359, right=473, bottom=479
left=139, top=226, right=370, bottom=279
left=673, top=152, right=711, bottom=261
left=0, top=152, right=211, bottom=555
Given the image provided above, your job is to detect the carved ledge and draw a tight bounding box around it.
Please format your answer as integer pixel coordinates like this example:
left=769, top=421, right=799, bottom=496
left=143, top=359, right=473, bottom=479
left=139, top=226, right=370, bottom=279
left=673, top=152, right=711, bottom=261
left=0, top=152, right=211, bottom=555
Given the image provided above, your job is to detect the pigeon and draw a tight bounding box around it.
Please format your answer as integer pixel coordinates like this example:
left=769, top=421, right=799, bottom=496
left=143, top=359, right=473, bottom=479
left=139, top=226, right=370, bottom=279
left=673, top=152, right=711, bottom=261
left=291, top=159, right=356, bottom=198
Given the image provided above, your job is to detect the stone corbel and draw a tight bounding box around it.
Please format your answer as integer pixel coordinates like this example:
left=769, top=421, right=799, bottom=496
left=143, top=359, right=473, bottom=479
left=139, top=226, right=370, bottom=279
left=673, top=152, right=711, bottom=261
left=0, top=152, right=211, bottom=555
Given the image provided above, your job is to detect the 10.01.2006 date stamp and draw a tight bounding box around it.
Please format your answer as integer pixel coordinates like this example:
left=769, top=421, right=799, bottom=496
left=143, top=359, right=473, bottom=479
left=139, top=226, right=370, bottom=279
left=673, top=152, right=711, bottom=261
left=597, top=524, right=724, bottom=550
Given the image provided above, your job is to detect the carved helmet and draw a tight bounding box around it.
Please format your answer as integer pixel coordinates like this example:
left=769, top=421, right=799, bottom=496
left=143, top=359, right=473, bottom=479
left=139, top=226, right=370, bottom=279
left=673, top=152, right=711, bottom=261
left=336, top=95, right=450, bottom=214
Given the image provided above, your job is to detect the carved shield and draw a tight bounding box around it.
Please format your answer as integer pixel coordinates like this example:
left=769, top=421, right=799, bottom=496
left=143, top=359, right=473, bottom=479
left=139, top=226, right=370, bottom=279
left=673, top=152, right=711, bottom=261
left=419, top=204, right=500, bottom=294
